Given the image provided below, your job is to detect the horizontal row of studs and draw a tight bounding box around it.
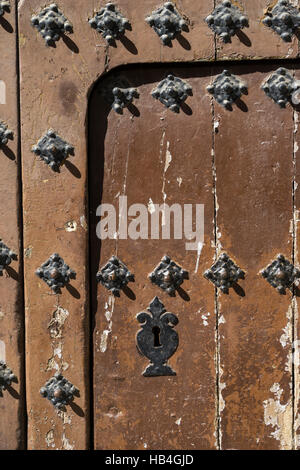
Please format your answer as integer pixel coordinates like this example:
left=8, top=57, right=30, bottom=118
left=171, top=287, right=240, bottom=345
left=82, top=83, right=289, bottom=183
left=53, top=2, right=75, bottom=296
left=1, top=245, right=297, bottom=297
left=0, top=67, right=297, bottom=171
left=0, top=1, right=296, bottom=46
left=32, top=252, right=300, bottom=296
left=28, top=1, right=300, bottom=47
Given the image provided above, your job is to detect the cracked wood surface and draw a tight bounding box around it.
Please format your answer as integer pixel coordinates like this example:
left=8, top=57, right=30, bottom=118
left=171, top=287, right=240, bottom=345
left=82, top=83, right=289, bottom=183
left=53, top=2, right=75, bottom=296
left=89, top=67, right=216, bottom=450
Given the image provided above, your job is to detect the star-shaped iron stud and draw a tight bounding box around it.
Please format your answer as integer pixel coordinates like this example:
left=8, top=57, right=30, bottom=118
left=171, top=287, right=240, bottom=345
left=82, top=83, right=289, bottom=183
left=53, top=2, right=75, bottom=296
left=36, top=253, right=76, bottom=294
left=0, top=121, right=13, bottom=147
left=262, top=67, right=299, bottom=108
left=0, top=239, right=17, bottom=275
left=261, top=254, right=300, bottom=294
left=0, top=1, right=10, bottom=17
left=205, top=0, right=249, bottom=43
left=204, top=253, right=245, bottom=294
left=111, top=87, right=139, bottom=114
left=149, top=255, right=189, bottom=296
left=0, top=360, right=17, bottom=396
left=32, top=129, right=74, bottom=172
left=262, top=0, right=300, bottom=42
left=151, top=74, right=192, bottom=113
left=207, top=70, right=248, bottom=110
left=31, top=3, right=73, bottom=46
left=89, top=3, right=131, bottom=45
left=146, top=2, right=188, bottom=46
left=96, top=256, right=134, bottom=296
left=40, top=372, right=78, bottom=410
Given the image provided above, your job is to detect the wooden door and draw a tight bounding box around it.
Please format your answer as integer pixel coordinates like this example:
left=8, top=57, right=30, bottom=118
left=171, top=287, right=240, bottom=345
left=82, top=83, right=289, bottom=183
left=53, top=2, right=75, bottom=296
left=7, top=0, right=300, bottom=450
left=89, top=62, right=299, bottom=450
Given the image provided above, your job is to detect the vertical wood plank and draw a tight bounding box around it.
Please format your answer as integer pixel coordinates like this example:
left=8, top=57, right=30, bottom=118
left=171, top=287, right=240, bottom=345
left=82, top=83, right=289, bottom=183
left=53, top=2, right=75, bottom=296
left=212, top=63, right=294, bottom=449
left=90, top=66, right=217, bottom=450
left=0, top=0, right=25, bottom=450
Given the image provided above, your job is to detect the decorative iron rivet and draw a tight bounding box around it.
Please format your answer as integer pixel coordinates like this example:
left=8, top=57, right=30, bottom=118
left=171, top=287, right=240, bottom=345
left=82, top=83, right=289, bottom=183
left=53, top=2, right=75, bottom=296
left=31, top=3, right=73, bottom=47
left=151, top=74, right=192, bottom=113
left=145, top=1, right=188, bottom=45
left=261, top=254, right=300, bottom=294
left=0, top=121, right=13, bottom=146
left=204, top=253, right=245, bottom=294
left=112, top=87, right=139, bottom=114
left=36, top=253, right=76, bottom=294
left=0, top=0, right=10, bottom=17
left=207, top=70, right=248, bottom=110
left=40, top=372, right=78, bottom=409
left=32, top=129, right=74, bottom=172
left=0, top=239, right=17, bottom=275
left=89, top=3, right=131, bottom=45
left=136, top=296, right=178, bottom=377
left=0, top=360, right=17, bottom=396
left=262, top=67, right=299, bottom=108
left=262, top=0, right=300, bottom=42
left=96, top=256, right=134, bottom=296
left=149, top=255, right=189, bottom=296
left=205, top=0, right=249, bottom=43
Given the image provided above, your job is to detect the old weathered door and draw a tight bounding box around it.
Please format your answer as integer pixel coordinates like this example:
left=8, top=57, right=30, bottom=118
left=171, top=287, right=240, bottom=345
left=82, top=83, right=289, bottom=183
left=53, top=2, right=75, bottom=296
left=0, top=0, right=299, bottom=450
left=89, top=62, right=299, bottom=450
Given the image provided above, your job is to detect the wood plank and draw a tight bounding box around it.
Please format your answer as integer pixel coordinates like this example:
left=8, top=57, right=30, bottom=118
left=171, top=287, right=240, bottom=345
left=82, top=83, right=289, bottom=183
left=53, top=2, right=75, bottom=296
left=90, top=66, right=217, bottom=450
left=0, top=0, right=25, bottom=450
left=212, top=63, right=294, bottom=449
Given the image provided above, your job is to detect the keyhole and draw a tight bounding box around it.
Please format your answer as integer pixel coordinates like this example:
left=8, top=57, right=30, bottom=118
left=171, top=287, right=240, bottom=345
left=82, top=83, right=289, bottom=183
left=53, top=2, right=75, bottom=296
left=152, top=326, right=161, bottom=348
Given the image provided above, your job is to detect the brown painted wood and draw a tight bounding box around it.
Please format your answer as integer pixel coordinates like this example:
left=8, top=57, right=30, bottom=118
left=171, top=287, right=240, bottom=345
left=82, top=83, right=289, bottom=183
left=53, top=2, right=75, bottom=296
left=0, top=0, right=25, bottom=450
left=18, top=0, right=300, bottom=451
left=89, top=66, right=217, bottom=450
left=213, top=63, right=295, bottom=449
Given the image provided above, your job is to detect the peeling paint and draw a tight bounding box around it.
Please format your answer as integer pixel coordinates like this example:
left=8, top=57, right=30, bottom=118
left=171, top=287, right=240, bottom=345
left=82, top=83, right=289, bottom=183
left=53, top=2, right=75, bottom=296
left=62, top=433, right=74, bottom=450
left=100, top=295, right=115, bottom=353
left=48, top=307, right=69, bottom=339
left=177, top=176, right=182, bottom=187
left=219, top=369, right=226, bottom=414
left=0, top=340, right=5, bottom=361
left=175, top=417, right=182, bottom=426
left=24, top=246, right=33, bottom=258
left=214, top=117, right=220, bottom=133
left=161, top=140, right=172, bottom=225
left=148, top=198, right=155, bottom=214
left=57, top=410, right=72, bottom=424
left=195, top=241, right=204, bottom=273
left=80, top=215, right=88, bottom=231
left=0, top=80, right=6, bottom=104
left=164, top=141, right=172, bottom=173
left=64, top=221, right=77, bottom=232
left=45, top=356, right=59, bottom=372
left=45, top=430, right=55, bottom=448
left=201, top=312, right=210, bottom=327
left=263, top=383, right=293, bottom=449
left=46, top=306, right=70, bottom=371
